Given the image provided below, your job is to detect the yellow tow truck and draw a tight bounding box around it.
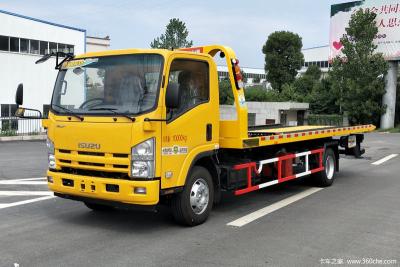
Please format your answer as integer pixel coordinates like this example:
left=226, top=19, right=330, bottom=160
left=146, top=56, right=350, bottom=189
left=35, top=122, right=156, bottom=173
left=15, top=45, right=375, bottom=226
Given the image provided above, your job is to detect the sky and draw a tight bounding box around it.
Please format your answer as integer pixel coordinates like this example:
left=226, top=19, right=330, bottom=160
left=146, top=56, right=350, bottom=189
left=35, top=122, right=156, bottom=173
left=0, top=0, right=351, bottom=68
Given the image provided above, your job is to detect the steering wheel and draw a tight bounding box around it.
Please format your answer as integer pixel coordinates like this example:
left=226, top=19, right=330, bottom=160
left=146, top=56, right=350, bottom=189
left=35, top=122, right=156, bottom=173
left=79, top=98, right=104, bottom=109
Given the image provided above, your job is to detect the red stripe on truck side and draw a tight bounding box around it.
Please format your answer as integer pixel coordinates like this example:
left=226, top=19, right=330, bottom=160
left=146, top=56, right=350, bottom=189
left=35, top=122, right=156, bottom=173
left=311, top=167, right=324, bottom=174
left=235, top=185, right=260, bottom=196
left=233, top=148, right=325, bottom=196
left=278, top=153, right=296, bottom=161
left=279, top=175, right=296, bottom=183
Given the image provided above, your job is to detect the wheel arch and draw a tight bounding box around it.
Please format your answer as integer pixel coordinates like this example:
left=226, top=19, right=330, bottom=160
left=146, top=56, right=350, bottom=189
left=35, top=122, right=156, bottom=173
left=189, top=151, right=221, bottom=204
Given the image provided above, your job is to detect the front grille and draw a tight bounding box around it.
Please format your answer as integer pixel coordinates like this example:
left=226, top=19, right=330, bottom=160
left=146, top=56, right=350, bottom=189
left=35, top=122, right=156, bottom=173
left=60, top=167, right=130, bottom=180
left=79, top=162, right=105, bottom=167
left=113, top=153, right=129, bottom=158
left=56, top=149, right=130, bottom=175
left=113, top=164, right=128, bottom=169
left=78, top=151, right=105, bottom=156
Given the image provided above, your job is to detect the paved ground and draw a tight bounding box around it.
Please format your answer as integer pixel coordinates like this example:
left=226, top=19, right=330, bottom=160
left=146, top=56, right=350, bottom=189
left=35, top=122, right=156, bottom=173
left=0, top=133, right=399, bottom=267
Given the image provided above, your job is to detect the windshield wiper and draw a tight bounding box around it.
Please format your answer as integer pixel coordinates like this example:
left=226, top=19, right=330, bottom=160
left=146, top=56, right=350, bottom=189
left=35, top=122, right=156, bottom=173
left=88, top=108, right=135, bottom=122
left=52, top=104, right=83, bottom=121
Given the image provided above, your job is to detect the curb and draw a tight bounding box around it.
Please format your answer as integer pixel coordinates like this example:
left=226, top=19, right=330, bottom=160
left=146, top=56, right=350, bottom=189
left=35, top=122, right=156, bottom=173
left=0, top=135, right=46, bottom=142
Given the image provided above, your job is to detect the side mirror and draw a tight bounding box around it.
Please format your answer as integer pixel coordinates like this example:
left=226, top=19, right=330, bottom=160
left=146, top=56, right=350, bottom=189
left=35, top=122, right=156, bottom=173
left=15, top=83, right=23, bottom=106
left=15, top=107, right=25, bottom=117
left=165, top=82, right=180, bottom=109
left=14, top=83, right=43, bottom=119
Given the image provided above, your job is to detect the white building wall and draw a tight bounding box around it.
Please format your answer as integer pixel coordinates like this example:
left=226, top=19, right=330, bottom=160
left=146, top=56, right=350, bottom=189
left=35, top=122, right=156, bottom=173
left=220, top=102, right=309, bottom=125
left=286, top=110, right=298, bottom=126
left=300, top=45, right=330, bottom=75
left=302, top=46, right=330, bottom=62
left=217, top=65, right=268, bottom=86
left=86, top=36, right=110, bottom=52
left=0, top=11, right=85, bottom=113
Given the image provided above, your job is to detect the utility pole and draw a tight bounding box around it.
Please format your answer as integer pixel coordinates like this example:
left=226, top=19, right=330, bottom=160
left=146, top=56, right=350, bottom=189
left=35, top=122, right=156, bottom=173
left=380, top=61, right=398, bottom=129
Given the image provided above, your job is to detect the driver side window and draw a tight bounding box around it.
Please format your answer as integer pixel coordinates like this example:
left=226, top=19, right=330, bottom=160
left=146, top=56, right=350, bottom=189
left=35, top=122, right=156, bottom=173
left=167, top=59, right=209, bottom=120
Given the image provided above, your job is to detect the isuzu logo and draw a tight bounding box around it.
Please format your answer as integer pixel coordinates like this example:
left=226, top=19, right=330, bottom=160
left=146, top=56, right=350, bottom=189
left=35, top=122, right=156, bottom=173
left=78, top=143, right=101, bottom=149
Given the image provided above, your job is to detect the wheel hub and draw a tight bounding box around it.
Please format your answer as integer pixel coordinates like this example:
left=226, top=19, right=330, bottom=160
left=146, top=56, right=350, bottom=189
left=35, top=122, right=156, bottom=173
left=190, top=178, right=209, bottom=215
left=325, top=154, right=335, bottom=180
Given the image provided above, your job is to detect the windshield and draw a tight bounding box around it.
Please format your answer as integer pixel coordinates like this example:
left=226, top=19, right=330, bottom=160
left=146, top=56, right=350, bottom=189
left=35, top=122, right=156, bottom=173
left=51, top=54, right=163, bottom=115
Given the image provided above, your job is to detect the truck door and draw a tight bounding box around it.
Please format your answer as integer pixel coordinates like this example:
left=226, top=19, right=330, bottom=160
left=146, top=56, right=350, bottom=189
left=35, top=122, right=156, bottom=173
left=161, top=56, right=219, bottom=189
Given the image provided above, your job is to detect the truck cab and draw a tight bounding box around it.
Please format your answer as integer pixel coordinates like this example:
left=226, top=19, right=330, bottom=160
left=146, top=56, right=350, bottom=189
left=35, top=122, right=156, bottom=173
left=29, top=45, right=238, bottom=224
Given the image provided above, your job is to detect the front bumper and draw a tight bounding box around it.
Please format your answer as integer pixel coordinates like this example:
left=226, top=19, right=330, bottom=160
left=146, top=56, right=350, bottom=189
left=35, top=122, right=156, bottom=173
left=47, top=171, right=160, bottom=205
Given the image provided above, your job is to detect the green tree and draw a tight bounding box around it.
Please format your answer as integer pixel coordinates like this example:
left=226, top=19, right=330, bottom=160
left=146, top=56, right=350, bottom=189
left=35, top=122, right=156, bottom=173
left=219, top=79, right=234, bottom=105
left=304, top=64, right=322, bottom=80
left=262, top=31, right=304, bottom=92
left=150, top=18, right=193, bottom=49
left=280, top=83, right=303, bottom=102
left=241, top=70, right=248, bottom=83
left=330, top=9, right=388, bottom=125
left=309, top=77, right=340, bottom=114
left=245, top=86, right=281, bottom=102
left=287, top=65, right=322, bottom=102
left=292, top=75, right=315, bottom=97
left=252, top=76, right=261, bottom=83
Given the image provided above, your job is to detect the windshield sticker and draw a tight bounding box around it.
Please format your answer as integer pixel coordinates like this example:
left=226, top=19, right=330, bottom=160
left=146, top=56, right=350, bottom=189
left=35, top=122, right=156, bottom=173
left=162, top=145, right=188, bottom=155
left=62, top=58, right=99, bottom=69
left=238, top=94, right=246, bottom=108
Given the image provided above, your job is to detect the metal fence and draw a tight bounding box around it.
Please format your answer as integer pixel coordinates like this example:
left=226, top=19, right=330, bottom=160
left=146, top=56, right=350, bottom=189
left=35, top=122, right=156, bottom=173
left=0, top=116, right=45, bottom=136
left=306, top=114, right=349, bottom=127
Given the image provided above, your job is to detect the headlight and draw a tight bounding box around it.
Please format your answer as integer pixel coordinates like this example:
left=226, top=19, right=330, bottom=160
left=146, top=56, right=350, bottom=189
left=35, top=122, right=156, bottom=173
left=131, top=138, right=155, bottom=178
left=46, top=137, right=55, bottom=154
left=47, top=137, right=56, bottom=170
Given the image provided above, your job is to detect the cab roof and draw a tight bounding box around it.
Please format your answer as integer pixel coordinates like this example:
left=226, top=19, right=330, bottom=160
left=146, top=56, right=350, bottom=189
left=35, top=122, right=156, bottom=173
left=75, top=48, right=211, bottom=60
left=75, top=48, right=173, bottom=59
left=74, top=45, right=233, bottom=60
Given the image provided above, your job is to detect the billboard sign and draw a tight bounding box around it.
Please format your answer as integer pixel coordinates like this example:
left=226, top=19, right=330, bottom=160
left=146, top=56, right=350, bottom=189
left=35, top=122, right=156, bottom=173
left=330, top=1, right=400, bottom=61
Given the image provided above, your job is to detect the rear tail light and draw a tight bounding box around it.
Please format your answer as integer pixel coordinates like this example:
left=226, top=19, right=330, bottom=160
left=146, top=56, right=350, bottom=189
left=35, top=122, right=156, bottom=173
left=231, top=58, right=244, bottom=89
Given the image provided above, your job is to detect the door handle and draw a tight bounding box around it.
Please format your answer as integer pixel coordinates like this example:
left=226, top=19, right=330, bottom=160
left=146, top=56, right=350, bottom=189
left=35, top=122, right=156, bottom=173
left=206, top=124, right=212, bottom=141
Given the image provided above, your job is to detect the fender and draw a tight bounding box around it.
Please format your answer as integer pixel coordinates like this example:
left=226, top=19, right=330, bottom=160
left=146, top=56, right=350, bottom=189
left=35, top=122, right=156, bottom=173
left=175, top=143, right=218, bottom=187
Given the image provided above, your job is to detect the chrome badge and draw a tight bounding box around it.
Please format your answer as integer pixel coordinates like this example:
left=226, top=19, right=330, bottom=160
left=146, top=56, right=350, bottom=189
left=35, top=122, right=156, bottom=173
left=78, top=143, right=100, bottom=149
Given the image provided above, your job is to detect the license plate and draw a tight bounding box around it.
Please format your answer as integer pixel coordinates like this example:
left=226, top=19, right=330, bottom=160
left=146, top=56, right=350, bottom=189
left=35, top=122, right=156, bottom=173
left=348, top=135, right=356, bottom=148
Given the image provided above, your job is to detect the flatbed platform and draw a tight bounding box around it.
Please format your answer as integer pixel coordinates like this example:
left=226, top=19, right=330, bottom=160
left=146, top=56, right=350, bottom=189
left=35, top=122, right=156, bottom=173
left=248, top=125, right=337, bottom=137
left=236, top=124, right=376, bottom=148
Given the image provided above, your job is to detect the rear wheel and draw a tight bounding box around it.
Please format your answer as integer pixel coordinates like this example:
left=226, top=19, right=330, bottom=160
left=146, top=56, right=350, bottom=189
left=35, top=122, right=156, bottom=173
left=349, top=142, right=362, bottom=158
left=312, top=148, right=336, bottom=187
left=171, top=166, right=214, bottom=226
left=84, top=202, right=115, bottom=212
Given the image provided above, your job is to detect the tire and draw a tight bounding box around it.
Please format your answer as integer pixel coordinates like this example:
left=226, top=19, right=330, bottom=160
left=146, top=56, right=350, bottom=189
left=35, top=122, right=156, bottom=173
left=312, top=148, right=336, bottom=187
left=171, top=166, right=214, bottom=226
left=351, top=142, right=362, bottom=158
left=84, top=202, right=115, bottom=212
left=344, top=136, right=362, bottom=158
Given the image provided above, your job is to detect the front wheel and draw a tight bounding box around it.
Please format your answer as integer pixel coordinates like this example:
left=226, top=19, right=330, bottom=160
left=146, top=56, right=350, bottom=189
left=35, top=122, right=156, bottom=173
left=171, top=166, right=214, bottom=226
left=311, top=148, right=337, bottom=187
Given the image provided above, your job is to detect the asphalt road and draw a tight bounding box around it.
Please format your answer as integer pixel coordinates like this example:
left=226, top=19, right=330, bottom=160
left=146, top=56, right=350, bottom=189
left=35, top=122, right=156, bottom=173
left=0, top=133, right=399, bottom=267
